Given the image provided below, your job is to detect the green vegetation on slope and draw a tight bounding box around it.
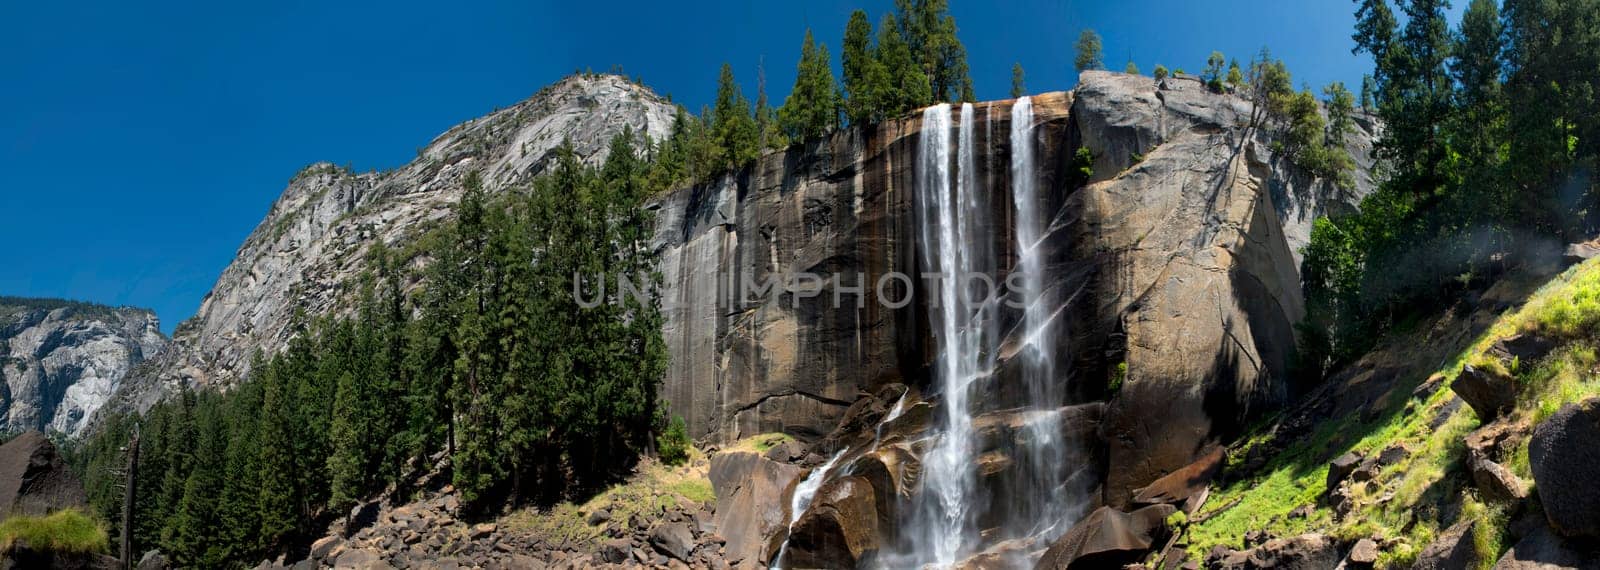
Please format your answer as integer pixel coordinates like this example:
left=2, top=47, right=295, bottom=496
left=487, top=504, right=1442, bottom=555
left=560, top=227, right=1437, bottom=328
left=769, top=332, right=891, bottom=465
left=0, top=509, right=109, bottom=555
left=1190, top=258, right=1600, bottom=568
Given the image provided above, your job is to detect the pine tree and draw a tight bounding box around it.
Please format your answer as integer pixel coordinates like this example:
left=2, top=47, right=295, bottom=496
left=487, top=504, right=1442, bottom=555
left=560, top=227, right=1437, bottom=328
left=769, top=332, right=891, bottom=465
left=168, top=395, right=226, bottom=567
left=894, top=0, right=974, bottom=102
left=156, top=390, right=196, bottom=550
left=218, top=374, right=263, bottom=561
left=1323, top=82, right=1356, bottom=148
left=1226, top=59, right=1244, bottom=91
left=780, top=30, right=841, bottom=142
left=1203, top=51, right=1226, bottom=91
left=841, top=10, right=882, bottom=125
left=755, top=60, right=789, bottom=150
left=1360, top=74, right=1377, bottom=112
left=327, top=361, right=366, bottom=512
left=256, top=355, right=299, bottom=551
left=1074, top=29, right=1104, bottom=72
left=712, top=63, right=760, bottom=169
left=1011, top=63, right=1026, bottom=97
left=1503, top=0, right=1600, bottom=233
left=1125, top=61, right=1140, bottom=75
left=877, top=15, right=932, bottom=116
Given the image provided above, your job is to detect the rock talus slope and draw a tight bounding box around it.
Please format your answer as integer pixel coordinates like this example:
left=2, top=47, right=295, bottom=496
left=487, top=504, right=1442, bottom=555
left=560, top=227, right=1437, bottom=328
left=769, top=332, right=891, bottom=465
left=0, top=298, right=165, bottom=436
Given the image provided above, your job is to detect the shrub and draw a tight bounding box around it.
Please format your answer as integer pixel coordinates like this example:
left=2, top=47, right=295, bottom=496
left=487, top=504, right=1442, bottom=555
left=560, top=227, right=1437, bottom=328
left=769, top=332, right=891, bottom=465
left=1070, top=147, right=1095, bottom=188
left=1153, top=65, right=1169, bottom=82
left=658, top=415, right=692, bottom=466
left=0, top=509, right=109, bottom=554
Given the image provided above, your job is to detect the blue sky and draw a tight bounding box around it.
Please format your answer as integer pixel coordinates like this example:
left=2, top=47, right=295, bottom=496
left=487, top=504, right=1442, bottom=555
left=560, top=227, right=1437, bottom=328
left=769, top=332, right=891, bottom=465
left=1, top=1, right=1462, bottom=334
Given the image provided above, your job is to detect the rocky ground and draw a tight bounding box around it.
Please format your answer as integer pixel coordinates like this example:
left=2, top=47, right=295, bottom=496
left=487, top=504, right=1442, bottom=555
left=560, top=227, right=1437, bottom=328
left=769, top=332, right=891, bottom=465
left=245, top=451, right=737, bottom=570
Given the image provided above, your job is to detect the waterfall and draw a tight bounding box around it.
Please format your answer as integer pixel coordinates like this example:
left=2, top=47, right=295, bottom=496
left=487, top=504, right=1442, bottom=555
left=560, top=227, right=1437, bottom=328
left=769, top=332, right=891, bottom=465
left=1007, top=95, right=1072, bottom=538
left=906, top=102, right=996, bottom=567
left=770, top=451, right=847, bottom=569
left=879, top=98, right=1080, bottom=568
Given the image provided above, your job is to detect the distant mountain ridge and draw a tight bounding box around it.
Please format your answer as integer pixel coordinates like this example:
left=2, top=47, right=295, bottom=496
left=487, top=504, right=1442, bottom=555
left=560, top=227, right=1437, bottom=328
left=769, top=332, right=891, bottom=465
left=0, top=296, right=166, bottom=436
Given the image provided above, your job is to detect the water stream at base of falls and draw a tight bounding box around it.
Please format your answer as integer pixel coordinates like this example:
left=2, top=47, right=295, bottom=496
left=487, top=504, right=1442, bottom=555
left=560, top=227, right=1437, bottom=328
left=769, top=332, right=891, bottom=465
left=770, top=451, right=847, bottom=569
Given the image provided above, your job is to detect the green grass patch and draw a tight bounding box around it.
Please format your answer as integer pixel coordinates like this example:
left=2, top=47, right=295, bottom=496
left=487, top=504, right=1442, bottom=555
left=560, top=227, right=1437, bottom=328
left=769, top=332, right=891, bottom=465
left=670, top=478, right=715, bottom=503
left=0, top=509, right=109, bottom=554
left=500, top=452, right=712, bottom=548
left=727, top=432, right=793, bottom=454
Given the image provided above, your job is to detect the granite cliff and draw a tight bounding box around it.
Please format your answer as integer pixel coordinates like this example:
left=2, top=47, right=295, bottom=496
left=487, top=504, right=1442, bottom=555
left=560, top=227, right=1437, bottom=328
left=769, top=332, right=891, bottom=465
left=0, top=298, right=165, bottom=437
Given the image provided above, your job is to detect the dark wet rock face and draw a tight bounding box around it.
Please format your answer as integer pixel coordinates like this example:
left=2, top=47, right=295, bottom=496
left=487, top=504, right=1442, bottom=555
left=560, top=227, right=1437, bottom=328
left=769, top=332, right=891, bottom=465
left=1529, top=398, right=1600, bottom=539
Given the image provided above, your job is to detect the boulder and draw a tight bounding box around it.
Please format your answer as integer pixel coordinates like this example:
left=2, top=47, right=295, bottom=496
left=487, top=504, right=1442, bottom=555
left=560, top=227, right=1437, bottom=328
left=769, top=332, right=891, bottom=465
left=1208, top=533, right=1338, bottom=570
left=1132, top=447, right=1224, bottom=513
left=1346, top=538, right=1379, bottom=568
left=778, top=475, right=882, bottom=569
left=597, top=539, right=630, bottom=564
left=331, top=548, right=387, bottom=569
left=1489, top=334, right=1556, bottom=364
left=1493, top=525, right=1600, bottom=569
left=136, top=550, right=169, bottom=570
left=763, top=439, right=805, bottom=463
left=586, top=508, right=611, bottom=526
left=650, top=522, right=695, bottom=562
left=0, top=431, right=87, bottom=519
left=1413, top=519, right=1480, bottom=570
left=1326, top=452, right=1363, bottom=491
left=1032, top=504, right=1176, bottom=569
left=1469, top=455, right=1528, bottom=504
left=1528, top=398, right=1600, bottom=538
left=708, top=450, right=803, bottom=565
left=1564, top=241, right=1600, bottom=266
left=1452, top=364, right=1518, bottom=421
left=309, top=536, right=344, bottom=561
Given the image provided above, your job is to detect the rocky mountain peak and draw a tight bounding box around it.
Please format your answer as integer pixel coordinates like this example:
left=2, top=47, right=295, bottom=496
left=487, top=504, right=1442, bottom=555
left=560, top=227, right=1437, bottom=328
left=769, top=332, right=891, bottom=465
left=111, top=73, right=677, bottom=414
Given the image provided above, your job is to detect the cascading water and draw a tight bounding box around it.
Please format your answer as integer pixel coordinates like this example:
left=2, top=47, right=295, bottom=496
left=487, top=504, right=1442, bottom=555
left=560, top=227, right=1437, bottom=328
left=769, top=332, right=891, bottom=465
left=1006, top=95, right=1074, bottom=539
left=905, top=102, right=999, bottom=567
left=767, top=98, right=1081, bottom=569
left=771, top=451, right=847, bottom=569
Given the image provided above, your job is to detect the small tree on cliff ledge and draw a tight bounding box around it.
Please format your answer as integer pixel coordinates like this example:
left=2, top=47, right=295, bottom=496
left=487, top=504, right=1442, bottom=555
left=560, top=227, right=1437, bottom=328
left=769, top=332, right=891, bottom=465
left=1075, top=29, right=1104, bottom=72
